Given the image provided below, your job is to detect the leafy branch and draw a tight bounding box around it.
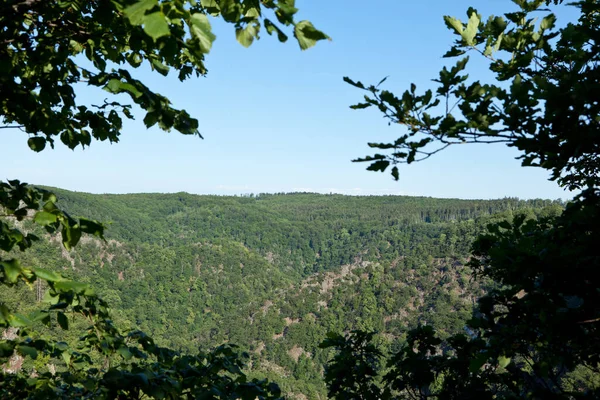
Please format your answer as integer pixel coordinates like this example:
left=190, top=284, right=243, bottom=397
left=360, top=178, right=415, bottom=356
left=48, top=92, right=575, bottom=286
left=347, top=0, right=599, bottom=191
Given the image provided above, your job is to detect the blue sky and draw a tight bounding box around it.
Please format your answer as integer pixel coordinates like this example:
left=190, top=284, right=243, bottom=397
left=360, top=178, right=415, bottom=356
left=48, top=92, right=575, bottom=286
left=1, top=1, right=579, bottom=199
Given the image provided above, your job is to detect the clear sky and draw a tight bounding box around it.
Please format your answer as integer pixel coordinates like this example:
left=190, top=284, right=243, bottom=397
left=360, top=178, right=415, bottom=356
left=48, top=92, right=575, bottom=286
left=1, top=1, right=580, bottom=200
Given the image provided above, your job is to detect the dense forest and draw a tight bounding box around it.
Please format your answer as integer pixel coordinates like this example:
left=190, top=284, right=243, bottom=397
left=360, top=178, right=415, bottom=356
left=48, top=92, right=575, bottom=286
left=2, top=189, right=562, bottom=397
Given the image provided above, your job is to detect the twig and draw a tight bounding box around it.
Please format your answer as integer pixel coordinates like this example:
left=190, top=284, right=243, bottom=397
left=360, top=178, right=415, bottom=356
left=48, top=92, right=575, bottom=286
left=0, top=125, right=25, bottom=129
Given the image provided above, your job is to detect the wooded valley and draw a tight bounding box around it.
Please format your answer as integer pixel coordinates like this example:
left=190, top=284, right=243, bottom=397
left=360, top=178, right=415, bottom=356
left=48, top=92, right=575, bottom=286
left=2, top=189, right=562, bottom=397
left=1, top=0, right=598, bottom=398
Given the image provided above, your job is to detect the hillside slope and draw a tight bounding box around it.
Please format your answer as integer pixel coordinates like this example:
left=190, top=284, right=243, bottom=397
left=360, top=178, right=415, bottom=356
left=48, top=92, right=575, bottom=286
left=4, top=189, right=562, bottom=397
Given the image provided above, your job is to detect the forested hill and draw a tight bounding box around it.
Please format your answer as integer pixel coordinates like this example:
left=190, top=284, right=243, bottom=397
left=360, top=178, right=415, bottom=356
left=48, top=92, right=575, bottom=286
left=8, top=188, right=562, bottom=398
left=46, top=188, right=561, bottom=272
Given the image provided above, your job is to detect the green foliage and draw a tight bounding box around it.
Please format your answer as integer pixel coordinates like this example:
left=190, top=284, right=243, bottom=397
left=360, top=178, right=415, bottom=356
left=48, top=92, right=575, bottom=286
left=320, top=331, right=383, bottom=399
left=348, top=0, right=599, bottom=192
left=1, top=182, right=285, bottom=398
left=0, top=0, right=328, bottom=150
left=3, top=0, right=597, bottom=397
left=4, top=186, right=552, bottom=397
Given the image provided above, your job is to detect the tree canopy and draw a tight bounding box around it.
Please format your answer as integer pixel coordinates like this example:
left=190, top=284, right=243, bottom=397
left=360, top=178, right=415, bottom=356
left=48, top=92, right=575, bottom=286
left=4, top=188, right=548, bottom=397
left=348, top=0, right=598, bottom=191
left=0, top=0, right=328, bottom=151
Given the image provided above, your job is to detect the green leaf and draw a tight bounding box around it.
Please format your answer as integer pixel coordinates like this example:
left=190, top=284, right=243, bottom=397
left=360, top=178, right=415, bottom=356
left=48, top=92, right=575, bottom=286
left=126, top=52, right=143, bottom=67
left=0, top=304, right=9, bottom=325
left=189, top=13, right=216, bottom=53
left=9, top=313, right=33, bottom=327
left=118, top=346, right=133, bottom=360
left=200, top=0, right=220, bottom=14
left=264, top=19, right=288, bottom=42
left=498, top=355, right=511, bottom=368
left=236, top=22, right=259, bottom=48
left=104, top=79, right=121, bottom=93
left=61, top=223, right=81, bottom=250
left=277, top=1, right=298, bottom=18
left=54, top=342, right=68, bottom=352
left=104, top=79, right=144, bottom=98
left=540, top=14, right=556, bottom=30
left=62, top=351, right=71, bottom=365
left=143, top=111, right=159, bottom=128
left=28, top=310, right=49, bottom=324
left=124, top=0, right=158, bottom=25
left=54, top=280, right=89, bottom=295
left=1, top=259, right=22, bottom=283
left=462, top=13, right=479, bottom=45
left=350, top=102, right=372, bottom=110
left=443, top=46, right=467, bottom=58
left=17, top=345, right=38, bottom=359
left=80, top=218, right=104, bottom=238
left=444, top=16, right=464, bottom=34
left=150, top=59, right=170, bottom=76
left=34, top=267, right=64, bottom=282
left=143, top=12, right=170, bottom=41
left=43, top=291, right=60, bottom=305
left=493, top=33, right=503, bottom=52
left=34, top=211, right=58, bottom=226
left=343, top=77, right=365, bottom=89
left=13, top=208, right=28, bottom=220
left=484, top=42, right=493, bottom=57
left=49, top=302, right=69, bottom=310
left=294, top=21, right=329, bottom=50
left=57, top=312, right=69, bottom=330
left=27, top=137, right=46, bottom=152
left=43, top=200, right=59, bottom=212
left=366, top=160, right=390, bottom=172
left=69, top=39, right=84, bottom=53
left=498, top=220, right=512, bottom=230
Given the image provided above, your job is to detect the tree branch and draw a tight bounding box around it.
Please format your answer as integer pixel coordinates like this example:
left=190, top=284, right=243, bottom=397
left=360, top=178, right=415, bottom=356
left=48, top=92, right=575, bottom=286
left=0, top=125, right=25, bottom=130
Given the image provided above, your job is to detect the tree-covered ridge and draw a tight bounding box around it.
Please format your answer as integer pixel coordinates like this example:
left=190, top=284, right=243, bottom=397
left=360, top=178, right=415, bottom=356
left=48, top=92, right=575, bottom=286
left=46, top=187, right=562, bottom=269
left=2, top=188, right=562, bottom=397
